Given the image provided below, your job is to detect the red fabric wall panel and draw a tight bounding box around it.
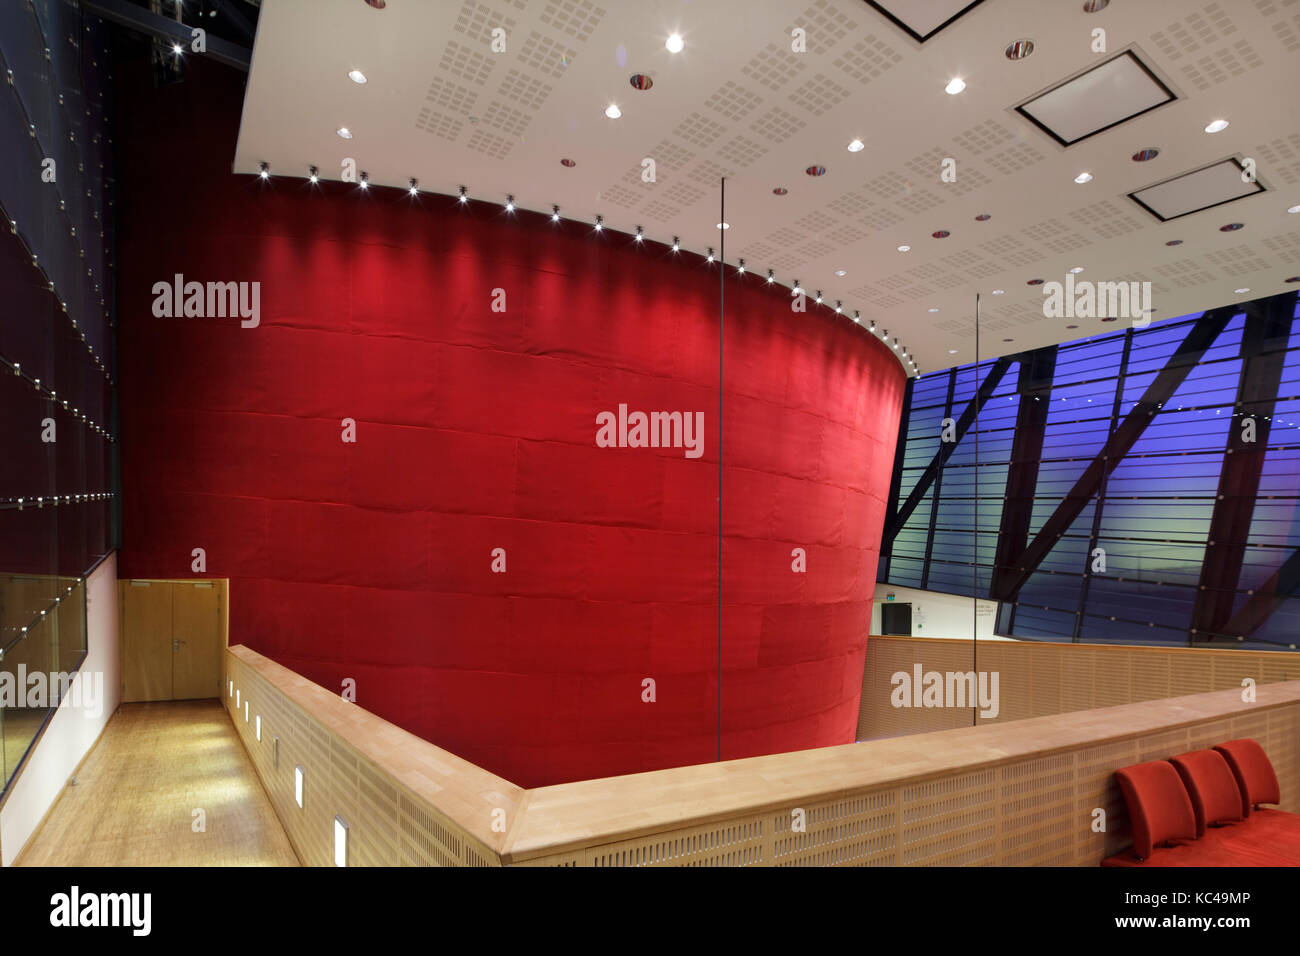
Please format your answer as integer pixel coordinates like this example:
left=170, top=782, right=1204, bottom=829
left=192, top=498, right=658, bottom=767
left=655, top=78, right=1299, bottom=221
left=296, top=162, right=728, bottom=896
left=114, top=63, right=905, bottom=786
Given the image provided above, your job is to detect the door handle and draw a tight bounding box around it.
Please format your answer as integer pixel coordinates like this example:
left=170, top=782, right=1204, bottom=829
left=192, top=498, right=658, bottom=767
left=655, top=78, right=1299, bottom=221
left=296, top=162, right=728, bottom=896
left=173, top=639, right=186, bottom=651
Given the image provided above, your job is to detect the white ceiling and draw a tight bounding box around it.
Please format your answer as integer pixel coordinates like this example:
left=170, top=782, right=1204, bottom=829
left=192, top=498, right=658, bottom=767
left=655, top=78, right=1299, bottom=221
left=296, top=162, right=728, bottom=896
left=233, top=0, right=1300, bottom=375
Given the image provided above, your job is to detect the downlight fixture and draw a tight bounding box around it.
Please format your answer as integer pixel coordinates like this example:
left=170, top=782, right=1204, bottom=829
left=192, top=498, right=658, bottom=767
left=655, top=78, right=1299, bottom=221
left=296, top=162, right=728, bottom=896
left=348, top=70, right=367, bottom=84
left=1005, top=39, right=1034, bottom=60
left=945, top=77, right=966, bottom=95
left=666, top=33, right=684, bottom=53
left=605, top=104, right=622, bottom=119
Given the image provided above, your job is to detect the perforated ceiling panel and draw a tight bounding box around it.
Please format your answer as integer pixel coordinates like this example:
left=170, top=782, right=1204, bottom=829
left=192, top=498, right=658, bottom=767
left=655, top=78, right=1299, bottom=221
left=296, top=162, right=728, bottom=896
left=236, top=0, right=1300, bottom=374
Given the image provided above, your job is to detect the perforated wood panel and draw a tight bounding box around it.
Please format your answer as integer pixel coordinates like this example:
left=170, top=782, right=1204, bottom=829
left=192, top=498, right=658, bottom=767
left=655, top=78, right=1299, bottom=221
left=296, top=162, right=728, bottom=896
left=225, top=654, right=501, bottom=867
left=858, top=636, right=1300, bottom=741
left=517, top=698, right=1300, bottom=867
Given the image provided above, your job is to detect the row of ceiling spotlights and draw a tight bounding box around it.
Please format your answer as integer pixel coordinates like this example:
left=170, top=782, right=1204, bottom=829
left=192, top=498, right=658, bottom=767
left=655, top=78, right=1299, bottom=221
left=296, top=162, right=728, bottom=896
left=252, top=164, right=920, bottom=373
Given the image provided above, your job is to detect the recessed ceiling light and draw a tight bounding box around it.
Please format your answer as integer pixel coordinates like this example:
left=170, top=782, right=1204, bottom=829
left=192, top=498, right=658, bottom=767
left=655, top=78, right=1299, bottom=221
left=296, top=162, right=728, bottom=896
left=806, top=165, right=827, bottom=177
left=1165, top=239, right=1183, bottom=246
left=1286, top=276, right=1300, bottom=283
left=561, top=158, right=576, bottom=167
left=716, top=222, right=729, bottom=230
left=1288, top=204, right=1300, bottom=214
left=1132, top=147, right=1160, bottom=162
left=629, top=73, right=652, bottom=90
left=1101, top=316, right=1118, bottom=322
left=1066, top=324, right=1079, bottom=329
left=1027, top=278, right=1044, bottom=285
left=1074, top=171, right=1093, bottom=184
left=1003, top=338, right=1014, bottom=343
left=992, top=289, right=1005, bottom=295
left=773, top=186, right=788, bottom=195
left=834, top=269, right=847, bottom=276
left=847, top=139, right=865, bottom=152
left=931, top=230, right=950, bottom=238
left=1220, top=222, right=1244, bottom=232
left=364, top=0, right=386, bottom=7
left=897, top=244, right=910, bottom=252
left=1205, top=119, right=1229, bottom=133
left=348, top=70, right=367, bottom=84
left=975, top=213, right=991, bottom=221
left=948, top=349, right=958, bottom=354
left=1069, top=266, right=1085, bottom=274
left=666, top=33, right=683, bottom=53
left=945, top=77, right=966, bottom=95
left=1235, top=287, right=1250, bottom=293
left=928, top=308, right=939, bottom=313
left=336, top=127, right=353, bottom=139
left=605, top=104, right=621, bottom=119
left=1005, top=39, right=1034, bottom=60
left=1083, top=0, right=1109, bottom=11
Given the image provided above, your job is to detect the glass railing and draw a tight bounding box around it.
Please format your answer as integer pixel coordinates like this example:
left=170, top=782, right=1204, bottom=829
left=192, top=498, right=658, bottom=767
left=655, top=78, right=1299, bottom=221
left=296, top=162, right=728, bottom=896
left=0, top=573, right=87, bottom=792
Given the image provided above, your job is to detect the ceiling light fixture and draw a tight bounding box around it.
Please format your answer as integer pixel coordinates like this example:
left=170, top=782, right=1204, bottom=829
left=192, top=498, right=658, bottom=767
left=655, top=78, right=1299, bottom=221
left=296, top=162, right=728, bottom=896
left=716, top=222, right=729, bottom=230
left=773, top=187, right=788, bottom=196
left=928, top=307, right=939, bottom=313
left=945, top=78, right=966, bottom=95
left=1235, top=287, right=1250, bottom=294
left=258, top=162, right=269, bottom=180
left=666, top=33, right=683, bottom=53
left=707, top=248, right=714, bottom=263
left=975, top=213, right=991, bottom=221
left=561, top=158, right=576, bottom=167
left=629, top=74, right=653, bottom=90
left=834, top=269, right=847, bottom=276
left=408, top=178, right=418, bottom=195
left=815, top=291, right=823, bottom=303
left=308, top=166, right=319, bottom=184
left=336, top=127, right=352, bottom=139
left=1288, top=204, right=1300, bottom=214
left=847, top=139, right=865, bottom=152
left=835, top=300, right=842, bottom=313
left=594, top=215, right=603, bottom=231
left=897, top=244, right=910, bottom=252
left=1005, top=39, right=1034, bottom=60
left=806, top=165, right=827, bottom=177
left=1069, top=266, right=1084, bottom=274
left=348, top=70, right=367, bottom=84
left=635, top=225, right=643, bottom=241
left=1132, top=148, right=1160, bottom=162
left=458, top=185, right=468, bottom=203
left=992, top=289, right=1005, bottom=295
left=737, top=259, right=745, bottom=273
left=1204, top=119, right=1229, bottom=133
left=767, top=269, right=774, bottom=283
left=358, top=171, right=368, bottom=189
left=1083, top=0, right=1109, bottom=11
left=671, top=236, right=680, bottom=251
left=171, top=43, right=182, bottom=55
left=504, top=195, right=514, bottom=212
left=605, top=104, right=621, bottom=119
left=552, top=205, right=560, bottom=222
left=1074, top=171, right=1093, bottom=184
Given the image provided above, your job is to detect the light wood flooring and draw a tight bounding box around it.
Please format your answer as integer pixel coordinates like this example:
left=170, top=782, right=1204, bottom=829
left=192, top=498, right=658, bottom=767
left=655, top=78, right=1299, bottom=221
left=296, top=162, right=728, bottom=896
left=15, top=699, right=298, bottom=866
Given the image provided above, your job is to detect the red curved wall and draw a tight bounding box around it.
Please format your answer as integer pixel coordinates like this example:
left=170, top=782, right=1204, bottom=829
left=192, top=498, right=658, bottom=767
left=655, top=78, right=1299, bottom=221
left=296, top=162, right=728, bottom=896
left=115, top=63, right=905, bottom=787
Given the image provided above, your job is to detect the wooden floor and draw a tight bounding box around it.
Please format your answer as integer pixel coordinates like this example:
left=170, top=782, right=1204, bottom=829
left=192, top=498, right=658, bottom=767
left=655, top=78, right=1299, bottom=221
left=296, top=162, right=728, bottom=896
left=16, top=699, right=299, bottom=866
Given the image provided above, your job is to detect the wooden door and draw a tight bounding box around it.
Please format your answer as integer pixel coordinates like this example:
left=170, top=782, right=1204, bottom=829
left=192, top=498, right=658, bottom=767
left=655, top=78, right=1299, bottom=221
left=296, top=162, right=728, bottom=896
left=120, top=579, right=227, bottom=701
left=171, top=581, right=223, bottom=699
left=121, top=581, right=173, bottom=702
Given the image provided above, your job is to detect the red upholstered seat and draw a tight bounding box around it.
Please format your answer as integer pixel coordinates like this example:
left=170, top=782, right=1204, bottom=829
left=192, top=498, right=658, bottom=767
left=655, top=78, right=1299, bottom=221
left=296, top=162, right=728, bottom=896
left=1103, top=741, right=1300, bottom=867
left=1169, top=750, right=1245, bottom=837
left=1112, top=760, right=1197, bottom=860
left=1215, top=738, right=1282, bottom=815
